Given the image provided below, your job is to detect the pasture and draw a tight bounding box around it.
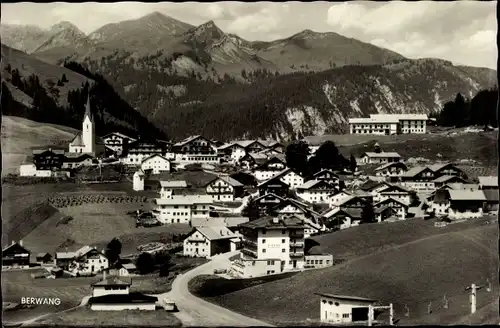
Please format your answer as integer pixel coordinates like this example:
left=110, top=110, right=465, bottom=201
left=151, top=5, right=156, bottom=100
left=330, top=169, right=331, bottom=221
left=191, top=217, right=498, bottom=326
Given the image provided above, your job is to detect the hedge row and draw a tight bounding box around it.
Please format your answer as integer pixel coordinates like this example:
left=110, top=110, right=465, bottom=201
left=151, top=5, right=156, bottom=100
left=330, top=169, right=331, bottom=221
left=2, top=174, right=75, bottom=185
left=47, top=195, right=149, bottom=208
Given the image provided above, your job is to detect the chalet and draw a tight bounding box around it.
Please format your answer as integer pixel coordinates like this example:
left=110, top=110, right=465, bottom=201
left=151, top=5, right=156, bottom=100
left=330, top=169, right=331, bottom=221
left=429, top=188, right=451, bottom=216
left=32, top=148, right=66, bottom=171
left=258, top=176, right=290, bottom=198
left=153, top=195, right=214, bottom=224
left=274, top=168, right=305, bottom=189
left=183, top=226, right=239, bottom=258
left=257, top=148, right=283, bottom=158
left=360, top=180, right=393, bottom=195
left=253, top=193, right=287, bottom=212
left=428, top=163, right=468, bottom=180
left=401, top=166, right=437, bottom=192
left=375, top=183, right=415, bottom=205
left=217, top=143, right=247, bottom=162
left=140, top=154, right=171, bottom=174
left=296, top=180, right=338, bottom=204
left=159, top=180, right=189, bottom=199
left=264, top=140, right=285, bottom=153
left=478, top=176, right=498, bottom=190
left=235, top=140, right=268, bottom=153
left=328, top=190, right=372, bottom=209
left=92, top=274, right=131, bottom=297
left=190, top=216, right=250, bottom=230
left=56, top=246, right=109, bottom=276
left=359, top=152, right=401, bottom=165
left=2, top=241, right=31, bottom=269
left=102, top=132, right=137, bottom=155
left=173, top=135, right=219, bottom=165
left=316, top=293, right=377, bottom=324
left=240, top=152, right=268, bottom=169
left=61, top=153, right=94, bottom=169
left=433, top=175, right=468, bottom=189
left=253, top=156, right=288, bottom=181
left=374, top=162, right=408, bottom=178
left=312, top=169, right=341, bottom=187
left=205, top=176, right=244, bottom=202
left=447, top=190, right=486, bottom=219
left=482, top=190, right=499, bottom=212
left=374, top=197, right=409, bottom=220
left=375, top=206, right=396, bottom=222
left=105, top=263, right=137, bottom=277
left=121, top=140, right=168, bottom=165
left=36, top=252, right=53, bottom=264
left=325, top=208, right=363, bottom=230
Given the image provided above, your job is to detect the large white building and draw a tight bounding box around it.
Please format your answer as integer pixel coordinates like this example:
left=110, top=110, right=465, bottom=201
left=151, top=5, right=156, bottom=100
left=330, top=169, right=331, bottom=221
left=153, top=195, right=213, bottom=224
left=348, top=114, right=428, bottom=135
left=183, top=226, right=239, bottom=258
left=69, top=96, right=96, bottom=154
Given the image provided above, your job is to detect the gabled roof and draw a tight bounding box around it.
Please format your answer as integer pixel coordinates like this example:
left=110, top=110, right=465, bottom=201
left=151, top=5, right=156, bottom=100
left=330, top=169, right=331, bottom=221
left=478, top=176, right=498, bottom=187
left=174, top=135, right=206, bottom=147
left=218, top=142, right=245, bottom=150
left=482, top=190, right=499, bottom=202
left=296, top=179, right=336, bottom=190
left=155, top=195, right=213, bottom=205
left=375, top=162, right=408, bottom=171
left=70, top=132, right=85, bottom=147
left=2, top=242, right=30, bottom=254
left=239, top=214, right=304, bottom=230
left=315, top=293, right=377, bottom=303
left=102, top=132, right=136, bottom=141
left=362, top=152, right=401, bottom=158
left=195, top=226, right=238, bottom=241
left=360, top=180, right=390, bottom=192
left=234, top=140, right=267, bottom=149
left=446, top=183, right=479, bottom=191
left=313, top=169, right=339, bottom=178
left=254, top=193, right=287, bottom=203
left=433, top=175, right=467, bottom=183
left=254, top=155, right=287, bottom=170
left=257, top=175, right=290, bottom=188
left=191, top=216, right=249, bottom=228
left=159, top=180, right=188, bottom=188
left=374, top=197, right=409, bottom=208
left=141, top=154, right=171, bottom=163
left=428, top=163, right=458, bottom=173
left=206, top=176, right=243, bottom=187
left=92, top=276, right=132, bottom=287
left=379, top=183, right=412, bottom=194
left=374, top=205, right=394, bottom=214
left=32, top=148, right=66, bottom=155
left=403, top=166, right=433, bottom=177
left=448, top=190, right=486, bottom=201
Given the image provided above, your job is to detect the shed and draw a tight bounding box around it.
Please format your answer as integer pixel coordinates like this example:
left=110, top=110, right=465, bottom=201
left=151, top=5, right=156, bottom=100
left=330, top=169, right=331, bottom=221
left=315, top=293, right=377, bottom=324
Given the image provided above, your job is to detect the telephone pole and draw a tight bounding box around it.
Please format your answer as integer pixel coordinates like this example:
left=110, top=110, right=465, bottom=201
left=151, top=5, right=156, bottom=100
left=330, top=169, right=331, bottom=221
left=368, top=303, right=394, bottom=326
left=465, top=283, right=484, bottom=314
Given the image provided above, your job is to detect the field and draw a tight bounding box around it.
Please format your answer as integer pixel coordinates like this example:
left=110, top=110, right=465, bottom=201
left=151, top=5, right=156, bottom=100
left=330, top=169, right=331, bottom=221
left=190, top=217, right=498, bottom=326
left=33, top=307, right=182, bottom=327
left=1, top=116, right=78, bottom=175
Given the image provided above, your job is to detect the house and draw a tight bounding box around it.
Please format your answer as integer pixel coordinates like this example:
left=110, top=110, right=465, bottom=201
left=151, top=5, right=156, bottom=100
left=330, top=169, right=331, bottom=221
left=230, top=215, right=306, bottom=278
left=61, top=153, right=94, bottom=170
left=56, top=246, right=109, bottom=276
left=133, top=170, right=145, bottom=191
left=401, top=166, right=437, bottom=192
left=153, top=195, right=214, bottom=224
left=428, top=163, right=468, bottom=180
left=349, top=113, right=428, bottom=135
left=36, top=252, right=53, bottom=264
left=258, top=176, right=290, bottom=198
left=374, top=162, right=408, bottom=178
left=121, top=140, right=169, bottom=165
left=19, top=163, right=53, bottom=177
left=296, top=180, right=338, bottom=204
left=275, top=168, right=305, bottom=189
left=478, top=176, right=498, bottom=190
left=482, top=190, right=499, bottom=212
left=217, top=143, right=247, bottom=162
left=31, top=148, right=66, bottom=171
left=89, top=273, right=157, bottom=311
left=183, top=226, right=239, bottom=258
left=190, top=216, right=250, bottom=230
left=240, top=152, right=268, bottom=169
left=172, top=135, right=219, bottom=165
left=140, top=154, right=171, bottom=174
left=324, top=208, right=363, bottom=230
left=253, top=156, right=288, bottom=181
left=253, top=193, right=287, bottom=212
left=429, top=188, right=451, bottom=216
left=315, top=293, right=377, bottom=324
left=447, top=190, right=486, bottom=219
left=2, top=241, right=30, bottom=269
left=159, top=180, right=189, bottom=199
left=102, top=132, right=137, bottom=156
left=257, top=148, right=283, bottom=158
left=68, top=96, right=96, bottom=155
left=374, top=197, right=409, bottom=220
left=235, top=140, right=268, bottom=153
left=105, top=263, right=136, bottom=277
left=433, top=175, right=468, bottom=189
left=375, top=206, right=396, bottom=222
left=270, top=198, right=324, bottom=237
left=304, top=253, right=334, bottom=269
left=205, top=176, right=244, bottom=202
left=312, top=169, right=341, bottom=188
left=359, top=152, right=402, bottom=165
left=375, top=183, right=415, bottom=205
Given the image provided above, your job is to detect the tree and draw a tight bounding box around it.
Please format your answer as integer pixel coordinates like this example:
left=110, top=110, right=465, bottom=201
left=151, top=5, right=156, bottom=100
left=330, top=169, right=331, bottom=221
left=242, top=198, right=260, bottom=221
left=241, top=69, right=247, bottom=79
left=136, top=252, right=155, bottom=274
left=312, top=141, right=346, bottom=171
left=361, top=203, right=375, bottom=223
left=159, top=263, right=170, bottom=277
left=154, top=250, right=171, bottom=266
left=105, top=238, right=122, bottom=264
left=61, top=73, right=68, bottom=83
left=350, top=154, right=357, bottom=173
left=285, top=140, right=310, bottom=176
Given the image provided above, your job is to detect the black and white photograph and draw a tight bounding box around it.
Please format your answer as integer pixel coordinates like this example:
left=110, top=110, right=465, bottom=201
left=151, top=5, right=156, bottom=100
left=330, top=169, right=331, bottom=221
left=1, top=1, right=498, bottom=326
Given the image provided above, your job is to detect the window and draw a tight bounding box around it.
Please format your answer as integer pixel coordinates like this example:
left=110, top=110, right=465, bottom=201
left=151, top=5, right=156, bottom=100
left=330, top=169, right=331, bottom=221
left=263, top=249, right=266, bottom=253
left=262, top=239, right=266, bottom=243
left=342, top=314, right=350, bottom=318
left=282, top=239, right=286, bottom=243
left=282, top=249, right=286, bottom=253
left=282, top=230, right=286, bottom=234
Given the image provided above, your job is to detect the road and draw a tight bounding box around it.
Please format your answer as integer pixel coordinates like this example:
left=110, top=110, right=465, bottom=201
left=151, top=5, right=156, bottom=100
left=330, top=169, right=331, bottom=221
left=156, top=251, right=274, bottom=327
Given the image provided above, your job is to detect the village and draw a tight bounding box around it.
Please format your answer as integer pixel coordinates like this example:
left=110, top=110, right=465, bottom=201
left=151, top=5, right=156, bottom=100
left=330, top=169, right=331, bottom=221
left=3, top=97, right=498, bottom=326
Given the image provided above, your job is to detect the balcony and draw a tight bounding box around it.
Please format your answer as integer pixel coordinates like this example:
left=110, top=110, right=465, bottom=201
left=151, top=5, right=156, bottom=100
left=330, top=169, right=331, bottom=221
left=289, top=241, right=304, bottom=248
left=242, top=239, right=258, bottom=248
left=290, top=231, right=304, bottom=238
left=241, top=248, right=258, bottom=259
left=289, top=252, right=304, bottom=258
left=188, top=238, right=206, bottom=243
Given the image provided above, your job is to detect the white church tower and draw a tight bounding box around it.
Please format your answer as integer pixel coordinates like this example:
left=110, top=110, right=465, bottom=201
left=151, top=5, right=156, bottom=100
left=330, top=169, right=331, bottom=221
left=82, top=95, right=96, bottom=154
left=133, top=170, right=145, bottom=191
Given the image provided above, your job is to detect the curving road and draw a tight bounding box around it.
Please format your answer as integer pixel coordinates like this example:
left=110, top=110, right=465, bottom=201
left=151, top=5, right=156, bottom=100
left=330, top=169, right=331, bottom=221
left=156, top=251, right=274, bottom=327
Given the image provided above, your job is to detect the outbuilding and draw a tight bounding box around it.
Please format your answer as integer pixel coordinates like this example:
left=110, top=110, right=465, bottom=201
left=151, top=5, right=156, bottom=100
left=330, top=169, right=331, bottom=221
left=315, top=293, right=377, bottom=324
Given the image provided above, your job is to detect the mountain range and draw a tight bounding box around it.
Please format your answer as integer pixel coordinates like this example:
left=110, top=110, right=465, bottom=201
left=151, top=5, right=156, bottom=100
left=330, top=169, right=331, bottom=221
left=1, top=12, right=497, bottom=141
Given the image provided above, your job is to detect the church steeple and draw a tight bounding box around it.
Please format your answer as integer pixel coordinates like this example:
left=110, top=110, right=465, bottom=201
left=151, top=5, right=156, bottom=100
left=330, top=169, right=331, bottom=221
left=84, top=94, right=93, bottom=122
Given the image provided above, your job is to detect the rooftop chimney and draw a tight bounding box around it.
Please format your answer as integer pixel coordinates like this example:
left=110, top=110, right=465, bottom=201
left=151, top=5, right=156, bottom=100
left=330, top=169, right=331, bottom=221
left=220, top=229, right=224, bottom=236
left=11, top=240, right=15, bottom=245
left=272, top=217, right=279, bottom=224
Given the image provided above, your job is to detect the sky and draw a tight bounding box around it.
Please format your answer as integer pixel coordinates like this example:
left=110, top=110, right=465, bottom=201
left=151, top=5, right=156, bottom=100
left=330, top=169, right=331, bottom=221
left=1, top=1, right=496, bottom=69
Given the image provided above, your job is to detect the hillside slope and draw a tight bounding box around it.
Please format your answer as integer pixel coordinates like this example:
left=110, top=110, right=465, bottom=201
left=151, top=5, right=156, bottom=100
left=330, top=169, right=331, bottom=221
left=191, top=218, right=498, bottom=325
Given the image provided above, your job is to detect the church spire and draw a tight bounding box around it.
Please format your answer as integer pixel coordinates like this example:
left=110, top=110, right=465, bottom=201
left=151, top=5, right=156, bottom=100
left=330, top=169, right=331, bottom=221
left=84, top=94, right=93, bottom=121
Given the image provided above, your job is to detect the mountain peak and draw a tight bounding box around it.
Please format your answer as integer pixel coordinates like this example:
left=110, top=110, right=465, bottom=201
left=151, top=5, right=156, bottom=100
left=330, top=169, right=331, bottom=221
left=50, top=21, right=82, bottom=33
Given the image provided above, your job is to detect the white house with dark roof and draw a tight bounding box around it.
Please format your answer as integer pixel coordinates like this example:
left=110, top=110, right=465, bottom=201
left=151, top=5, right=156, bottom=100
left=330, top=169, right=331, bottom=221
left=69, top=96, right=96, bottom=155
left=359, top=152, right=402, bottom=165
left=253, top=156, right=288, bottom=181
left=133, top=170, right=145, bottom=191
left=55, top=246, right=109, bottom=275
left=2, top=240, right=31, bottom=269
left=172, top=135, right=219, bottom=165
left=433, top=175, right=468, bottom=189
left=205, top=176, right=244, bottom=202
left=92, top=274, right=132, bottom=297
left=183, top=226, right=239, bottom=258
left=315, top=293, right=377, bottom=324
left=140, top=154, right=171, bottom=174
left=374, top=162, right=408, bottom=178
left=312, top=169, right=341, bottom=187
left=274, top=168, right=305, bottom=189
left=478, top=176, right=498, bottom=190
left=447, top=190, right=486, bottom=219
left=217, top=143, right=247, bottom=162
left=159, top=180, right=189, bottom=199
left=374, top=197, right=409, bottom=220
left=153, top=195, right=213, bottom=224
left=102, top=132, right=136, bottom=155
left=296, top=180, right=338, bottom=204
left=349, top=114, right=428, bottom=135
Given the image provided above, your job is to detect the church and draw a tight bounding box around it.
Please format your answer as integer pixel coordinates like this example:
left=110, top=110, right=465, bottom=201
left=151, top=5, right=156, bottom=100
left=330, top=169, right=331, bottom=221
left=68, top=95, right=98, bottom=156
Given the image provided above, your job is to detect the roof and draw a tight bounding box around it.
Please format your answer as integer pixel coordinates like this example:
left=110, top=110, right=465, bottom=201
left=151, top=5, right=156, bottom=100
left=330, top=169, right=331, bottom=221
left=195, top=226, right=238, bottom=241
left=89, top=292, right=157, bottom=304
left=254, top=193, right=287, bottom=203
left=102, top=132, right=136, bottom=140
left=403, top=166, right=430, bottom=177
left=340, top=207, right=363, bottom=219
left=248, top=152, right=268, bottom=160
left=217, top=142, right=245, bottom=150
left=174, top=135, right=206, bottom=147
left=380, top=183, right=412, bottom=194
left=313, top=169, right=339, bottom=178
left=159, top=180, right=188, bottom=188
left=141, top=154, right=170, bottom=163
left=134, top=170, right=145, bottom=176
left=370, top=113, right=428, bottom=121
left=208, top=176, right=244, bottom=187
left=315, top=293, right=377, bottom=303
left=434, top=175, right=466, bottom=183
left=92, top=276, right=132, bottom=287
left=375, top=162, right=407, bottom=171
left=363, top=152, right=401, bottom=158
left=191, top=216, right=249, bottom=228
left=482, top=190, right=499, bottom=202
left=374, top=197, right=409, bottom=208
left=36, top=252, right=51, bottom=257
left=446, top=183, right=479, bottom=191
left=448, top=190, right=487, bottom=201
left=122, top=263, right=137, bottom=270
left=374, top=206, right=393, bottom=214
left=32, top=148, right=66, bottom=155
left=359, top=180, right=386, bottom=191
left=239, top=214, right=305, bottom=230
left=155, top=195, right=213, bottom=205
left=349, top=117, right=400, bottom=124
left=296, top=179, right=323, bottom=190
left=55, top=252, right=76, bottom=259
left=84, top=94, right=93, bottom=121
left=478, top=176, right=498, bottom=187
left=2, top=242, right=31, bottom=254
left=70, top=132, right=85, bottom=147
